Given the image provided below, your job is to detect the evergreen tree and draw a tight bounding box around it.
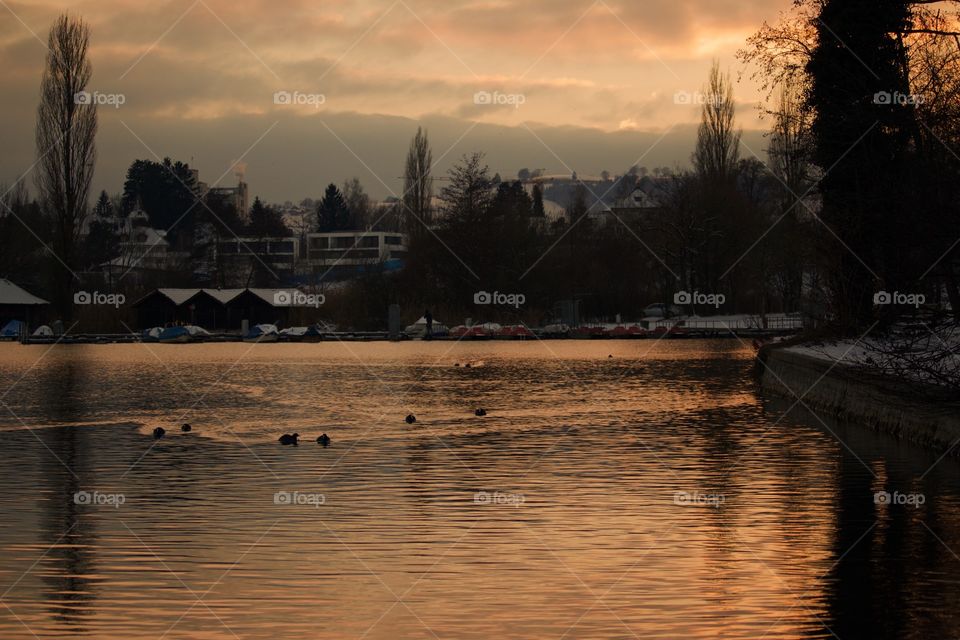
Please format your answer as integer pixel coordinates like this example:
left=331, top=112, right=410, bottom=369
left=247, top=197, right=289, bottom=237
left=532, top=184, right=546, bottom=217
left=93, top=190, right=112, bottom=217
left=122, top=157, right=198, bottom=238
left=317, top=183, right=349, bottom=232
left=807, top=0, right=914, bottom=328
left=491, top=181, right=533, bottom=218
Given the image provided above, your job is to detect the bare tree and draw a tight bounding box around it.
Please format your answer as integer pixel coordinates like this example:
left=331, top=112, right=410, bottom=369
left=342, top=177, right=372, bottom=230
left=768, top=80, right=816, bottom=200
left=693, top=61, right=741, bottom=184
left=35, top=13, right=97, bottom=311
left=402, top=127, right=433, bottom=235
left=766, top=79, right=819, bottom=315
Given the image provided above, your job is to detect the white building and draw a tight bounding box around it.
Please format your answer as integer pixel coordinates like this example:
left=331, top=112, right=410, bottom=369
left=304, top=231, right=408, bottom=267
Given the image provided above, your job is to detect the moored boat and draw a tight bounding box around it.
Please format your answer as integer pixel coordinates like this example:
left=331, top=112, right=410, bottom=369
left=243, top=324, right=280, bottom=343
left=158, top=325, right=210, bottom=343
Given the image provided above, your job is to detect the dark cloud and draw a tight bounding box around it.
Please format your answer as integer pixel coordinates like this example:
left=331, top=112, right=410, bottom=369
left=0, top=0, right=789, bottom=202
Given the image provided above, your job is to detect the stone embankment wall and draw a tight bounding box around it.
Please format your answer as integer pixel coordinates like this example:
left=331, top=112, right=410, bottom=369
left=758, top=347, right=960, bottom=453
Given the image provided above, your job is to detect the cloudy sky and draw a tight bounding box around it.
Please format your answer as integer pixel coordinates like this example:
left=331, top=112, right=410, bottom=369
left=1, top=0, right=792, bottom=202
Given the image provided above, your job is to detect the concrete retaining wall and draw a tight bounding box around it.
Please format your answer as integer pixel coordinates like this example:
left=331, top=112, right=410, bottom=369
left=758, top=347, right=960, bottom=454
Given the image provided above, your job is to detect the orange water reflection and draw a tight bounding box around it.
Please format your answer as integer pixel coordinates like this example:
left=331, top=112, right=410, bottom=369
left=0, top=341, right=956, bottom=638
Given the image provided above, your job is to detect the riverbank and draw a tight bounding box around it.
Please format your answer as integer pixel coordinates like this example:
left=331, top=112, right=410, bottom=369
left=758, top=345, right=960, bottom=454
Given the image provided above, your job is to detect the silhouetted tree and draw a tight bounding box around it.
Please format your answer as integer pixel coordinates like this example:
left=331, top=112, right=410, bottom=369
left=93, top=190, right=112, bottom=218
left=122, top=158, right=198, bottom=241
left=402, top=127, right=432, bottom=235
left=342, top=177, right=371, bottom=230
left=35, top=14, right=97, bottom=316
left=531, top=183, right=546, bottom=217
left=317, top=183, right=349, bottom=232
left=246, top=197, right=288, bottom=237
left=81, top=221, right=120, bottom=270
left=440, top=153, right=494, bottom=226
left=807, top=0, right=915, bottom=329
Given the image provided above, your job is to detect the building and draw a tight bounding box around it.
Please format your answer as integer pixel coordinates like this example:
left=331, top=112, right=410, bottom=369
left=586, top=187, right=664, bottom=229
left=304, top=231, right=408, bottom=268
left=208, top=180, right=250, bottom=220
left=0, top=279, right=48, bottom=331
left=83, top=206, right=189, bottom=277
left=132, top=287, right=321, bottom=331
left=216, top=237, right=299, bottom=277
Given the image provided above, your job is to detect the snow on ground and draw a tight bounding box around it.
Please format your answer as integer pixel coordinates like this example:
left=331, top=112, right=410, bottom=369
left=785, top=323, right=960, bottom=389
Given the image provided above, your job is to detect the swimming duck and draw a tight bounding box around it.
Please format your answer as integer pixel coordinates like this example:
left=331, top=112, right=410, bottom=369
left=181, top=423, right=192, bottom=432
left=153, top=427, right=166, bottom=439
left=317, top=433, right=331, bottom=447
left=474, top=408, right=487, bottom=417
left=279, top=433, right=299, bottom=445
left=405, top=414, right=417, bottom=424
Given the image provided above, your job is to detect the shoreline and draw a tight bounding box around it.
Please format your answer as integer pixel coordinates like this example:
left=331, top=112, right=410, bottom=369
left=757, top=345, right=960, bottom=455
left=3, top=327, right=798, bottom=345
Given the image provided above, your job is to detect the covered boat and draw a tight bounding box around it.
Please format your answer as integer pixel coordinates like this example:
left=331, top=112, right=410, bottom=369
left=243, top=323, right=280, bottom=343
left=1, top=319, right=24, bottom=338
left=159, top=325, right=210, bottom=343
left=405, top=316, right=449, bottom=338
left=498, top=325, right=535, bottom=339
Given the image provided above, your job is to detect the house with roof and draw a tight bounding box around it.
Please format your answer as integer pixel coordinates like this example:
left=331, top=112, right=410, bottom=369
left=132, top=287, right=314, bottom=331
left=0, top=279, right=49, bottom=335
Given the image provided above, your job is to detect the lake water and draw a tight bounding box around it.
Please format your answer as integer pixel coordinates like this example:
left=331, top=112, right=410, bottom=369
left=0, top=340, right=957, bottom=639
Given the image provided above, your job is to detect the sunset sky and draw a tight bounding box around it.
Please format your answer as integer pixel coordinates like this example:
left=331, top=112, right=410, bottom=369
left=1, top=0, right=793, bottom=202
